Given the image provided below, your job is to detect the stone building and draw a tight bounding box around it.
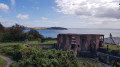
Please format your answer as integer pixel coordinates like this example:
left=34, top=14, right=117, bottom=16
left=56, top=34, right=104, bottom=57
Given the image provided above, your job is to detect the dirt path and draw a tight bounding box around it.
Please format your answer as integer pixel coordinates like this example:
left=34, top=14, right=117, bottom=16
left=0, top=54, right=13, bottom=67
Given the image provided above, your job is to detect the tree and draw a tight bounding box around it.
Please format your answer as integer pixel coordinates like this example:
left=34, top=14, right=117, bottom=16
left=0, top=22, right=5, bottom=32
left=27, top=29, right=43, bottom=40
left=0, top=22, right=5, bottom=41
left=1, top=24, right=26, bottom=42
left=7, top=24, right=25, bottom=34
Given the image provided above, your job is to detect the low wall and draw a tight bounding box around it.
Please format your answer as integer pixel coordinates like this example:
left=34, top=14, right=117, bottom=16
left=97, top=52, right=120, bottom=66
left=37, top=45, right=54, bottom=49
left=77, top=51, right=91, bottom=57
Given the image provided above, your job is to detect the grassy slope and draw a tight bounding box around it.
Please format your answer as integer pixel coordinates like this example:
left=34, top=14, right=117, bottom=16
left=100, top=44, right=120, bottom=57
left=0, top=42, right=21, bottom=47
left=0, top=43, right=105, bottom=67
left=101, top=44, right=120, bottom=52
left=0, top=57, right=6, bottom=67
left=0, top=40, right=57, bottom=47
left=78, top=57, right=105, bottom=67
left=28, top=41, right=57, bottom=45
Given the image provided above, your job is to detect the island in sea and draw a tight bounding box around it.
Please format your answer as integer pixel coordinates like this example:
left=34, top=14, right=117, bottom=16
left=25, top=27, right=68, bottom=30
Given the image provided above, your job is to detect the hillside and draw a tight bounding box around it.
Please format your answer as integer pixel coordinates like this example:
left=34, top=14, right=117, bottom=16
left=26, top=27, right=67, bottom=30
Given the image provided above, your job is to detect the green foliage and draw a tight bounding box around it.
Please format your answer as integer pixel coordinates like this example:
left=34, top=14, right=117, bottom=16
left=78, top=57, right=104, bottom=67
left=26, top=29, right=43, bottom=41
left=0, top=24, right=44, bottom=42
left=28, top=41, right=57, bottom=45
left=0, top=22, right=5, bottom=32
left=100, top=44, right=120, bottom=56
left=0, top=45, right=27, bottom=61
left=0, top=57, right=6, bottom=67
left=0, top=23, right=5, bottom=42
left=8, top=24, right=25, bottom=34
left=117, top=62, right=120, bottom=67
left=0, top=24, right=26, bottom=42
left=0, top=42, right=21, bottom=47
left=10, top=47, right=79, bottom=67
left=0, top=44, right=104, bottom=67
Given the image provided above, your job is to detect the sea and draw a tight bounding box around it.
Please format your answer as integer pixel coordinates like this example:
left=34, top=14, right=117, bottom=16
left=24, top=28, right=120, bottom=38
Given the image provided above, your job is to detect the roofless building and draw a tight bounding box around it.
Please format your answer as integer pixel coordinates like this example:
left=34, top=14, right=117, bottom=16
left=56, top=34, right=104, bottom=57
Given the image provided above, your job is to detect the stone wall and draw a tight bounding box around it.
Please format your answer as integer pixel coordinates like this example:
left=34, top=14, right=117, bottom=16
left=97, top=52, right=120, bottom=66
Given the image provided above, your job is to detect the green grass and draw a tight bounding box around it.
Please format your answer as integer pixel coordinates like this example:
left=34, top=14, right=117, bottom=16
left=78, top=57, right=105, bottom=67
left=28, top=40, right=57, bottom=45
left=0, top=42, right=21, bottom=47
left=0, top=40, right=57, bottom=47
left=0, top=57, right=6, bottom=67
left=100, top=44, right=120, bottom=57
left=101, top=44, right=120, bottom=52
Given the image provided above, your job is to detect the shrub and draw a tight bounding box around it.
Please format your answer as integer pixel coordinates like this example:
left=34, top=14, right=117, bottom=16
left=10, top=48, right=79, bottom=67
left=0, top=45, right=27, bottom=61
left=26, top=29, right=43, bottom=41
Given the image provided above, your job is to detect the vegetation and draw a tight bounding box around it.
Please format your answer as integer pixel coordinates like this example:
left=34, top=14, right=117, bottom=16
left=0, top=45, right=26, bottom=61
left=0, top=22, right=5, bottom=32
left=100, top=44, right=120, bottom=56
left=26, top=29, right=43, bottom=41
left=0, top=40, right=56, bottom=47
left=78, top=57, right=104, bottom=67
left=0, top=23, right=44, bottom=42
left=0, top=45, right=104, bottom=67
left=0, top=45, right=78, bottom=67
left=0, top=42, right=21, bottom=47
left=0, top=24, right=26, bottom=42
left=0, top=57, right=6, bottom=67
left=28, top=41, right=57, bottom=45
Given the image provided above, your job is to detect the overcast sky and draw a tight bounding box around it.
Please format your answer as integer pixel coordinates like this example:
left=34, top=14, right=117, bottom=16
left=0, top=0, right=120, bottom=28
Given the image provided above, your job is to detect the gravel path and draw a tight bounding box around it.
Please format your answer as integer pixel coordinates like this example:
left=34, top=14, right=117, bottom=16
left=0, top=54, right=13, bottom=67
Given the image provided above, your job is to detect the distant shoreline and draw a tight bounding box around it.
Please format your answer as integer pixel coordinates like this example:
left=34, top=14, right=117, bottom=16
left=25, top=27, right=68, bottom=30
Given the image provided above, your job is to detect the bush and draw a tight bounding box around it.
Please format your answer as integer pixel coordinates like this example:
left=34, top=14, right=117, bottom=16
left=10, top=47, right=79, bottom=67
left=0, top=24, right=44, bottom=42
left=0, top=24, right=26, bottom=42
left=0, top=45, right=27, bottom=61
left=0, top=45, right=101, bottom=67
left=26, top=29, right=43, bottom=41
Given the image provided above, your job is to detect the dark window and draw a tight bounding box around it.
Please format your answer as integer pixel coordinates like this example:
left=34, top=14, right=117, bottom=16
left=71, top=44, right=75, bottom=49
left=71, top=36, right=76, bottom=49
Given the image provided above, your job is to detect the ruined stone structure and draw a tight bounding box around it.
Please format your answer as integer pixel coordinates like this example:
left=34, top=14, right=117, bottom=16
left=56, top=34, right=104, bottom=57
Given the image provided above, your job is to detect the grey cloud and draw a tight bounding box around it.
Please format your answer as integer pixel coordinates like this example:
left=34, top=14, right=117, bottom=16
left=55, top=0, right=120, bottom=19
left=95, top=8, right=120, bottom=19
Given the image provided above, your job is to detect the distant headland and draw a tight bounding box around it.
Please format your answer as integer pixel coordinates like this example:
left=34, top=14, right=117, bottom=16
left=25, top=27, right=68, bottom=30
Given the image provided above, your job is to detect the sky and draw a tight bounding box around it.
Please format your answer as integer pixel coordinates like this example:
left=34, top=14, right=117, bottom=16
left=0, top=0, right=120, bottom=28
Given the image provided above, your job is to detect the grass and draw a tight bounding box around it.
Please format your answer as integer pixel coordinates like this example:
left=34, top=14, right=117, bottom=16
left=0, top=42, right=22, bottom=46
left=0, top=42, right=21, bottom=47
left=0, top=57, right=6, bottom=67
left=100, top=44, right=120, bottom=56
left=28, top=40, right=57, bottom=45
left=101, top=44, right=120, bottom=50
left=101, top=44, right=120, bottom=52
left=0, top=40, right=57, bottom=47
left=78, top=57, right=105, bottom=67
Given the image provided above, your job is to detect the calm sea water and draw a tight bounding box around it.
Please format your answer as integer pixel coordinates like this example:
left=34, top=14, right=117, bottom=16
left=24, top=28, right=120, bottom=38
